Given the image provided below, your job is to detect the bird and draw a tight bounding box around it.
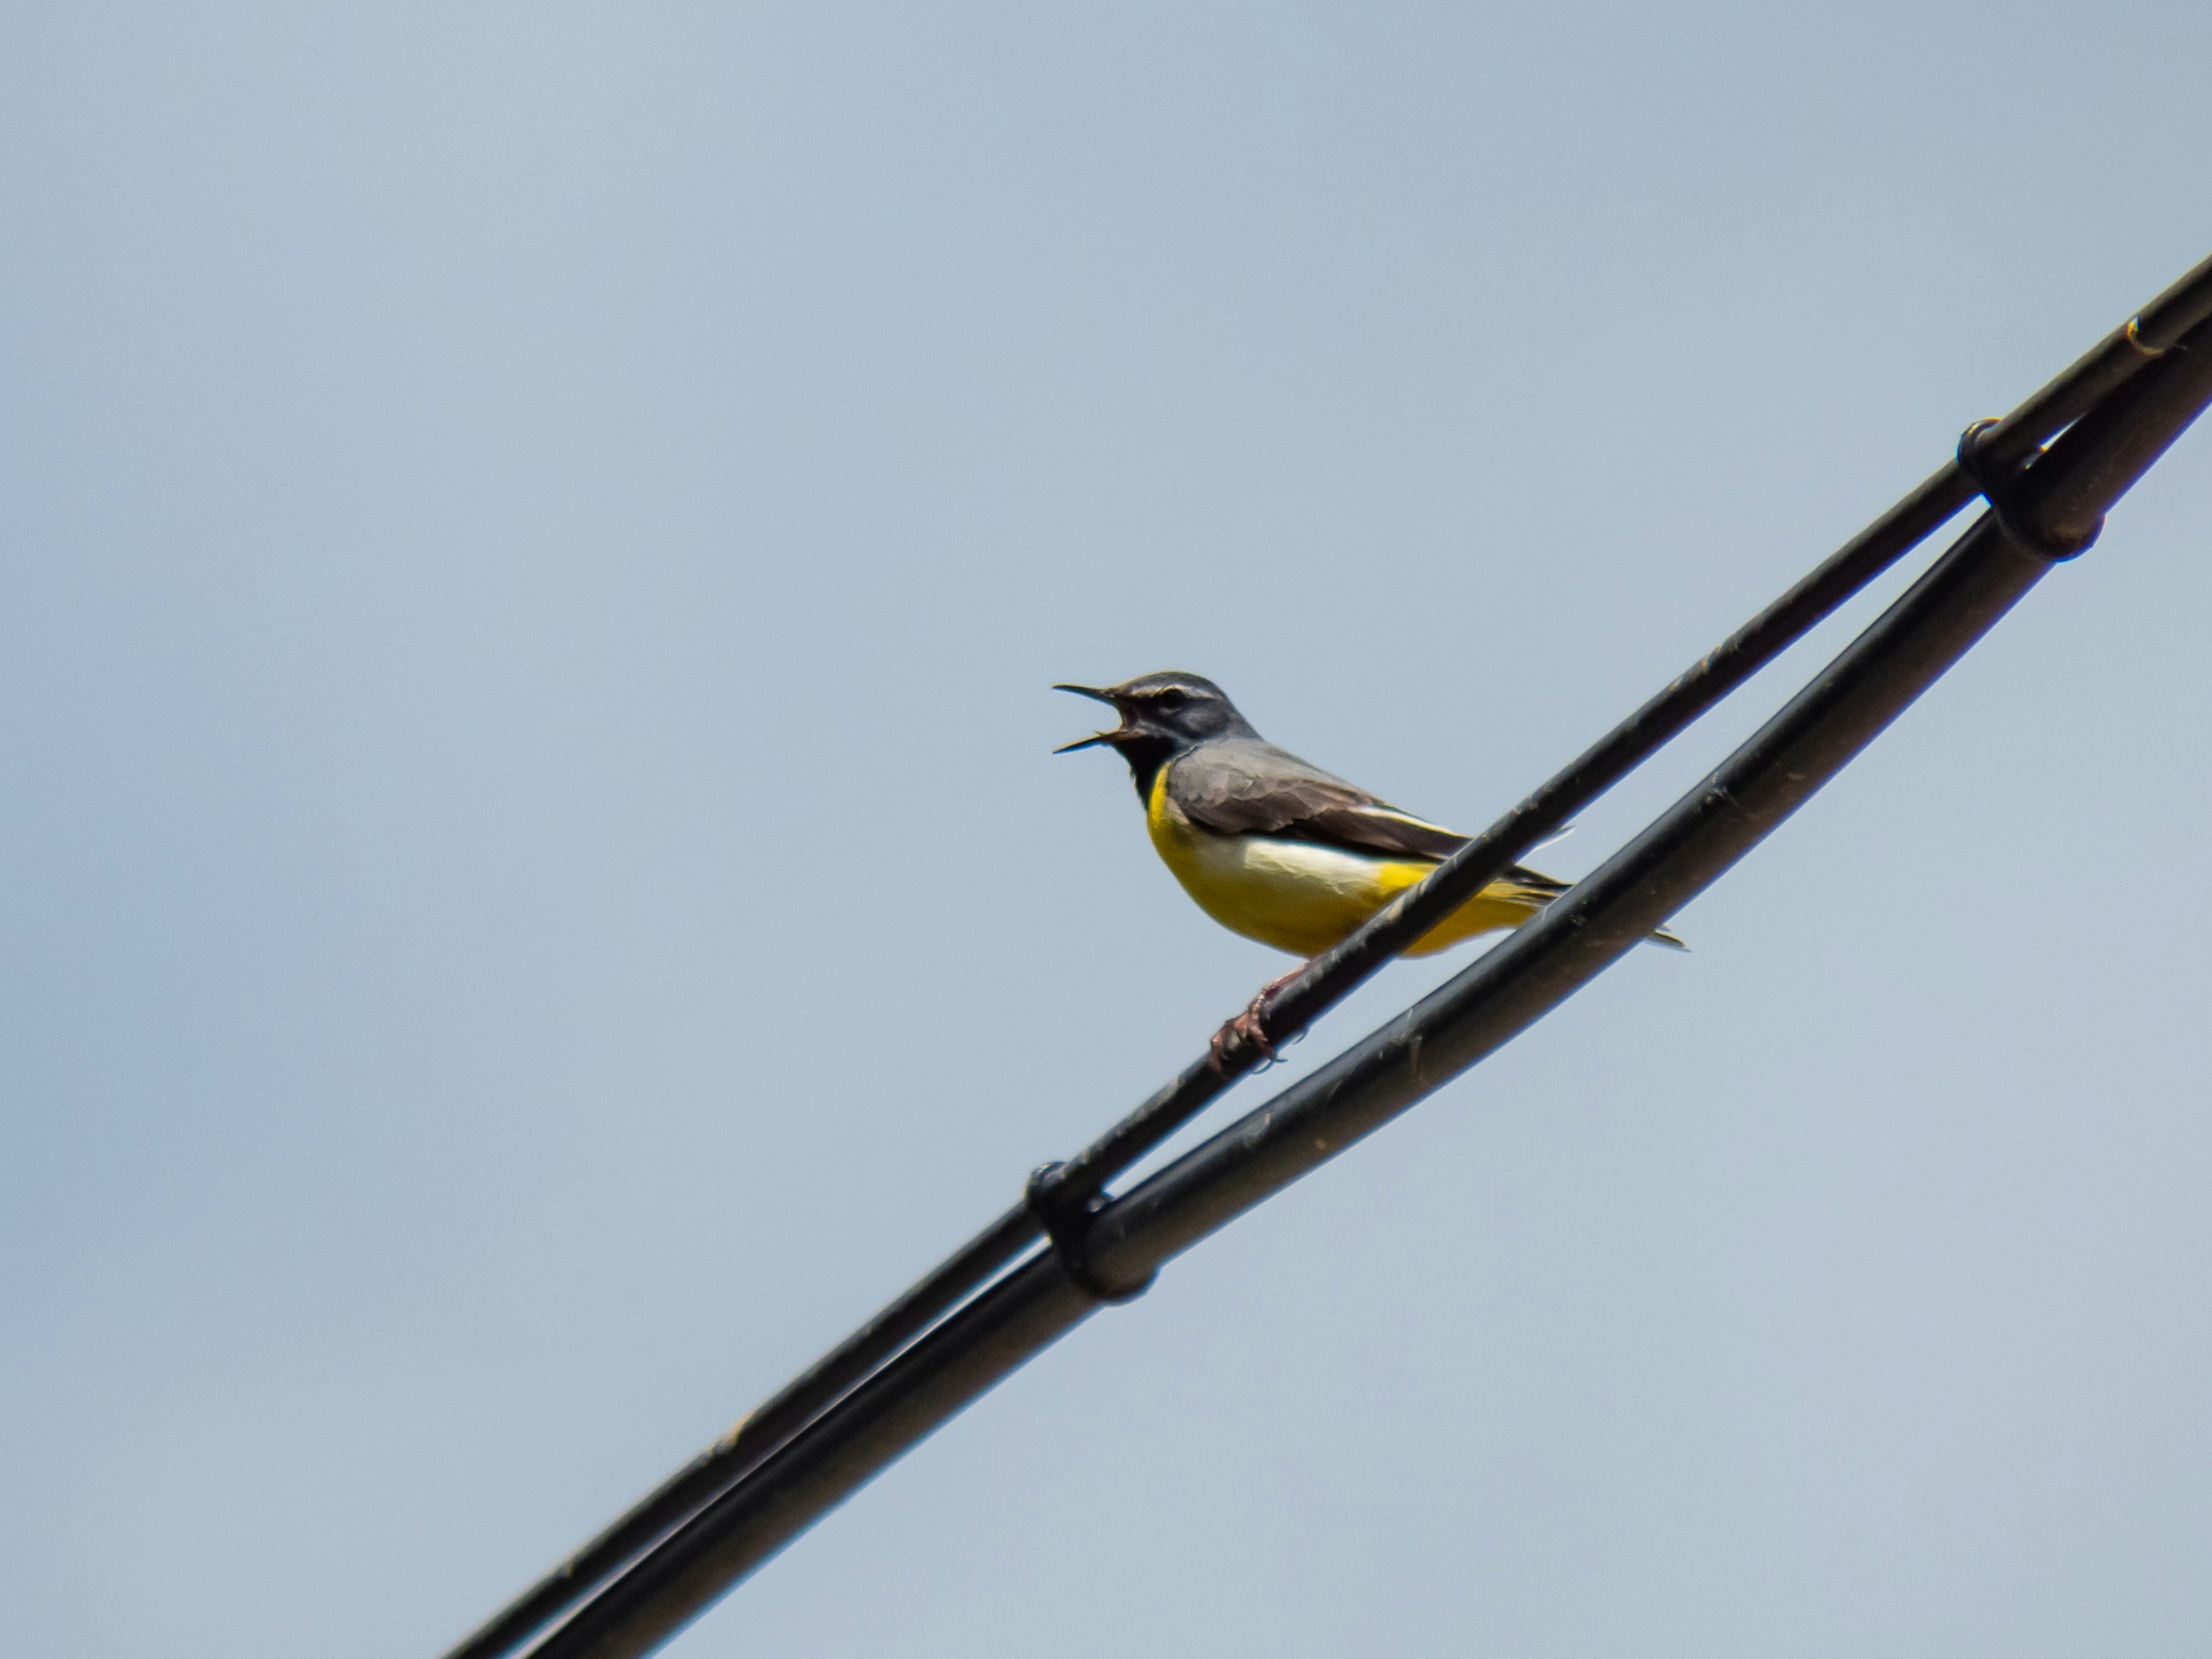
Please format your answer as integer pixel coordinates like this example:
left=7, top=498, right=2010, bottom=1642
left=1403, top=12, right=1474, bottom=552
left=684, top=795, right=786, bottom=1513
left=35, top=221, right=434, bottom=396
left=1055, top=671, right=1681, bottom=1063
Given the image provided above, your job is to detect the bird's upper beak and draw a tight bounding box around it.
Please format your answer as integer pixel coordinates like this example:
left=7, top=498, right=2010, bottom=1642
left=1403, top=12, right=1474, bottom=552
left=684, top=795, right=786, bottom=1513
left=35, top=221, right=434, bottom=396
left=1052, top=683, right=1128, bottom=752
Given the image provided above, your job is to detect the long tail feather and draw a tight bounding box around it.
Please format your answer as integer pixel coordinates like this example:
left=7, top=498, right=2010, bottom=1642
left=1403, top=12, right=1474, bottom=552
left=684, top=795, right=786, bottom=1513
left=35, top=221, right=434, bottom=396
left=1503, top=865, right=1687, bottom=950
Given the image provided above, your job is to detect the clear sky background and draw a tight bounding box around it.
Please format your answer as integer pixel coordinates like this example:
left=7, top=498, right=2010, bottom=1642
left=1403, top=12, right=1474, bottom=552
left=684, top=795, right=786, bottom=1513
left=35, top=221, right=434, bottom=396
left=5, top=5, right=2210, bottom=1656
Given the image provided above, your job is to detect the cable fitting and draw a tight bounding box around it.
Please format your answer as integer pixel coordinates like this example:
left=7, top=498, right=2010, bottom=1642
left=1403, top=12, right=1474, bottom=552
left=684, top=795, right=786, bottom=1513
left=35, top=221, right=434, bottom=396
left=1025, top=1163, right=1154, bottom=1304
left=1957, top=418, right=2103, bottom=562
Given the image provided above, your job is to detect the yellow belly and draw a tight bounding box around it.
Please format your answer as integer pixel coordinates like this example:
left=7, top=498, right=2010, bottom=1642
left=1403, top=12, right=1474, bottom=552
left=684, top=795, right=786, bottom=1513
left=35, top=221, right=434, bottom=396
left=1145, top=770, right=1543, bottom=958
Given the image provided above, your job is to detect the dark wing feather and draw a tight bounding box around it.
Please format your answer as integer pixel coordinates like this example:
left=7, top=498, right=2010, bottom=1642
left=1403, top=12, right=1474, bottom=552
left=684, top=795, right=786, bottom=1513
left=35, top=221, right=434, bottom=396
left=1499, top=863, right=1569, bottom=900
left=1169, top=739, right=1471, bottom=861
left=1166, top=741, right=1663, bottom=936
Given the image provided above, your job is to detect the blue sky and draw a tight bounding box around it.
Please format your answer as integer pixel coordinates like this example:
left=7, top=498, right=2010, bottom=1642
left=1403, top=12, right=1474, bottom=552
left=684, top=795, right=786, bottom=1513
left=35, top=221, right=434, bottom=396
left=4, top=5, right=2210, bottom=1655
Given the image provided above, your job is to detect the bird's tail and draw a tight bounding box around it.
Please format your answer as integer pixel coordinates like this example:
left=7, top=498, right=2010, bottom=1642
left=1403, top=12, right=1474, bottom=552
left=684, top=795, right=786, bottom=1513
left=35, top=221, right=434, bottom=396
left=1502, top=865, right=1687, bottom=951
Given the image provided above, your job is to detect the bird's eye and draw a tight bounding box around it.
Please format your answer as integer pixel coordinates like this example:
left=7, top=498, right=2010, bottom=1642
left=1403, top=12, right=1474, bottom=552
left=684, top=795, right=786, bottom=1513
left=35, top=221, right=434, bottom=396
left=1153, top=689, right=1187, bottom=712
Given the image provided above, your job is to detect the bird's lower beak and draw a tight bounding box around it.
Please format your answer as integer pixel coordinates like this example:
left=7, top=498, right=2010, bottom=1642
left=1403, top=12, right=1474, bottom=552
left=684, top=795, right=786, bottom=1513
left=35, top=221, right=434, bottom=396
left=1052, top=683, right=1127, bottom=753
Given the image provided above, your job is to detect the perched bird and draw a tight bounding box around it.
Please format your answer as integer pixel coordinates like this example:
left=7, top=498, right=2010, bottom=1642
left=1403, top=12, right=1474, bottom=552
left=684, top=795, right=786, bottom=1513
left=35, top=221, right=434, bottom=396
left=1056, top=671, right=1679, bottom=1060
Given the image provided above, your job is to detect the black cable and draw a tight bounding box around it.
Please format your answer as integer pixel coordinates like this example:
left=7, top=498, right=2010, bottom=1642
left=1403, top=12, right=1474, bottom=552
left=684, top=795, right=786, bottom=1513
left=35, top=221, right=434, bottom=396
left=527, top=312, right=2212, bottom=1659
left=436, top=251, right=2212, bottom=1659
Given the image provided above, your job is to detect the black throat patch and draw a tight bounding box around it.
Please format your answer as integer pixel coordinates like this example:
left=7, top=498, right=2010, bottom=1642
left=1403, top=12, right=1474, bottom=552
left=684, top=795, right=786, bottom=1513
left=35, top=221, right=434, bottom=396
left=1114, top=734, right=1179, bottom=804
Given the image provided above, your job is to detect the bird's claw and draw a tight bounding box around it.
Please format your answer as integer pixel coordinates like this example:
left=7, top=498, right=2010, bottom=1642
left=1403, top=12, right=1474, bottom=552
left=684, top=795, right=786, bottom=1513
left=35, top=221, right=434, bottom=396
left=1210, top=964, right=1313, bottom=1072
left=1209, top=995, right=1281, bottom=1073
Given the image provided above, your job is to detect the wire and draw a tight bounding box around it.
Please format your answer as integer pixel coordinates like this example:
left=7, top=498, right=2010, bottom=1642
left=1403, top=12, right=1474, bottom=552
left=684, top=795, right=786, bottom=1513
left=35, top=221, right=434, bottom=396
left=437, top=251, right=2212, bottom=1659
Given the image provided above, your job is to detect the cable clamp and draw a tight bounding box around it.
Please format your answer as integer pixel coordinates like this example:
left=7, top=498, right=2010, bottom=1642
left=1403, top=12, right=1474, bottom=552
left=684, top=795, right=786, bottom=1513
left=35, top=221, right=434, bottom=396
left=1026, top=1163, right=1155, bottom=1304
left=1956, top=418, right=2102, bottom=562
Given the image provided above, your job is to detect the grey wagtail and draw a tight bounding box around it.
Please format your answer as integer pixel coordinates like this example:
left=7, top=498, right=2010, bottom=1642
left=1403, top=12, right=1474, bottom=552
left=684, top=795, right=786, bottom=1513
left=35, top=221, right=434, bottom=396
left=1056, top=672, right=1681, bottom=1060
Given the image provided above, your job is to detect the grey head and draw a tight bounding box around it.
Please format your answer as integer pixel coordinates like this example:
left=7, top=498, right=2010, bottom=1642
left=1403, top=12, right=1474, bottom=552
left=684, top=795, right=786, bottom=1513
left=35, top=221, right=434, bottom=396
left=1053, top=671, right=1262, bottom=800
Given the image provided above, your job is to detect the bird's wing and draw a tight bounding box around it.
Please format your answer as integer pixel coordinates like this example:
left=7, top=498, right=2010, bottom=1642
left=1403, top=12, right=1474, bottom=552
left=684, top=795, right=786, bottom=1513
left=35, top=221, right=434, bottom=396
left=1169, top=740, right=1474, bottom=861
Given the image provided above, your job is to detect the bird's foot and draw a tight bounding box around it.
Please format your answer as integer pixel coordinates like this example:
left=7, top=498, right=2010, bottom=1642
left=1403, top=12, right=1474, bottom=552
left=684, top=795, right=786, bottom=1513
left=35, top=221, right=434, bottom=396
left=1208, top=967, right=1305, bottom=1073
left=1209, top=999, right=1276, bottom=1071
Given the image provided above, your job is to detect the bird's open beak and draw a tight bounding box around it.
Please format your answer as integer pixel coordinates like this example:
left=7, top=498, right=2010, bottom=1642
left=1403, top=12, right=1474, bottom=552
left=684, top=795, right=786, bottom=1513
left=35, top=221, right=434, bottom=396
left=1052, top=683, right=1126, bottom=753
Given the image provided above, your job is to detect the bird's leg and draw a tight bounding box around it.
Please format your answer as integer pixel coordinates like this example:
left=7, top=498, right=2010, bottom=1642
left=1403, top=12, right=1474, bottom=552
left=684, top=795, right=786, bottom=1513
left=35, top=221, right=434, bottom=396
left=1209, top=963, right=1308, bottom=1072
